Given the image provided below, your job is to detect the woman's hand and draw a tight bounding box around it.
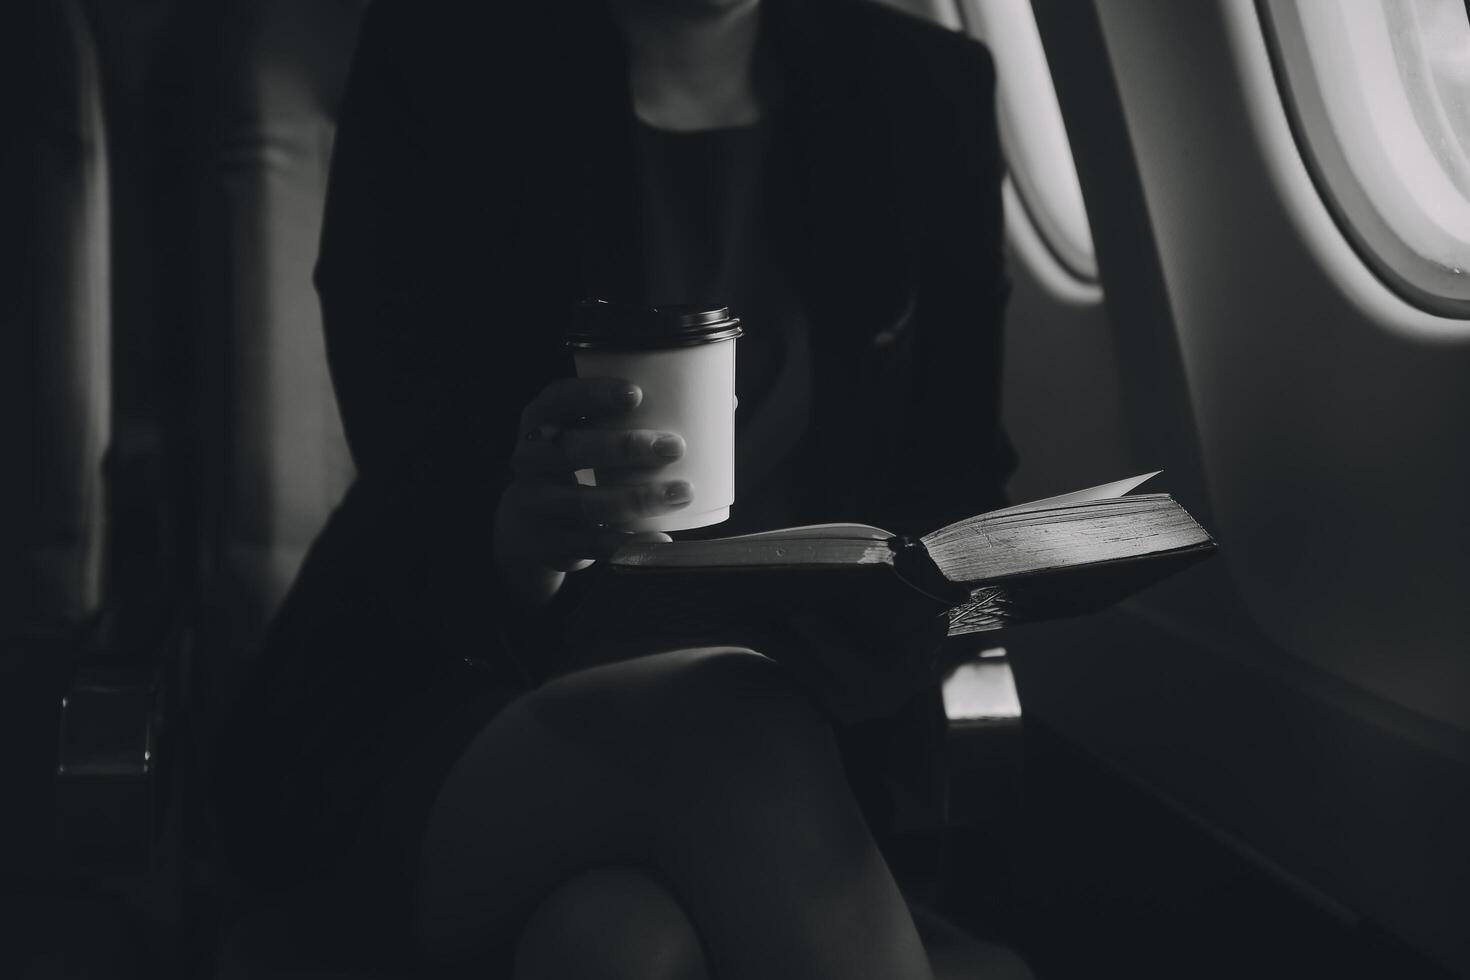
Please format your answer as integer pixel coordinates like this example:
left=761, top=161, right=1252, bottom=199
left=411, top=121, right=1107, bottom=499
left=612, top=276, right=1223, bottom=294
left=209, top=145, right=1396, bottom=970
left=494, top=377, right=692, bottom=606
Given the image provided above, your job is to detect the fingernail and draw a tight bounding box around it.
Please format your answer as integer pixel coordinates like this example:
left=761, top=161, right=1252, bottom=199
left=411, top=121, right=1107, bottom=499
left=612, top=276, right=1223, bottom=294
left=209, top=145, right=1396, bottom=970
left=652, top=434, right=683, bottom=459
left=665, top=481, right=692, bottom=504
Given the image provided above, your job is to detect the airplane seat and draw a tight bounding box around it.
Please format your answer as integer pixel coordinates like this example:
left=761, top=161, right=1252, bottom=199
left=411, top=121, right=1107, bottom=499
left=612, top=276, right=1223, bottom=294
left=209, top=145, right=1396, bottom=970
left=1, top=0, right=110, bottom=649
left=2, top=0, right=112, bottom=883
left=183, top=1, right=402, bottom=974
left=4, top=3, right=191, bottom=972
left=192, top=0, right=363, bottom=742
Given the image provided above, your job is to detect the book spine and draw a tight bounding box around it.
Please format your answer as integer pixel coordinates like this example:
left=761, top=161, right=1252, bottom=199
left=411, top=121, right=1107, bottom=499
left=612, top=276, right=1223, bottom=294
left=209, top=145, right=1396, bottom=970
left=891, top=538, right=971, bottom=605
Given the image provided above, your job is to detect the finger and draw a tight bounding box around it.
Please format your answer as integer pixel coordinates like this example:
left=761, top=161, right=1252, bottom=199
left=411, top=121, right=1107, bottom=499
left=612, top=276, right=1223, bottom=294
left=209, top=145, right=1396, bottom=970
left=541, top=553, right=596, bottom=574
left=561, top=428, right=685, bottom=470
left=514, top=479, right=693, bottom=526
left=623, top=531, right=674, bottom=546
left=578, top=480, right=694, bottom=526
left=512, top=427, right=567, bottom=478
left=538, top=525, right=605, bottom=571
left=510, top=430, right=578, bottom=479
left=521, top=377, right=641, bottom=429
left=540, top=528, right=674, bottom=568
left=513, top=428, right=684, bottom=477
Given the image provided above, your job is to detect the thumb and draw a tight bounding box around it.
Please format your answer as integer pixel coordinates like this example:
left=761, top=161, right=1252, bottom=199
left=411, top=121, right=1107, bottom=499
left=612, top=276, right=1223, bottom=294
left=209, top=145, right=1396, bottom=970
left=625, top=531, right=673, bottom=545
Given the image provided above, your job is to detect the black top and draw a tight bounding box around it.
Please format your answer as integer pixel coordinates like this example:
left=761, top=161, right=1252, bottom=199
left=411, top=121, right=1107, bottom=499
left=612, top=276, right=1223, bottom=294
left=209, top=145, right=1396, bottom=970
left=635, top=116, right=812, bottom=536
left=216, top=0, right=1016, bottom=889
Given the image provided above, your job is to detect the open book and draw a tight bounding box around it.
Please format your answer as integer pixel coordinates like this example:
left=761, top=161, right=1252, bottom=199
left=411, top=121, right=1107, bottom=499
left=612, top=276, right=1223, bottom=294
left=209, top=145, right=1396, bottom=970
left=602, top=472, right=1215, bottom=637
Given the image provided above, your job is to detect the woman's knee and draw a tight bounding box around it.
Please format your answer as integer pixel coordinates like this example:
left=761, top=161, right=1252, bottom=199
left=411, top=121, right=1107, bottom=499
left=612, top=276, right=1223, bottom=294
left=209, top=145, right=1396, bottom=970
left=520, top=646, right=835, bottom=773
left=512, top=866, right=708, bottom=980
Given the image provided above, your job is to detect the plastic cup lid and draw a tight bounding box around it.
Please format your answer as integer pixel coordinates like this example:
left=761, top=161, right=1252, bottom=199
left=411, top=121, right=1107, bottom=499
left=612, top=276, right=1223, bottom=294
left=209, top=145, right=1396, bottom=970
left=566, top=299, right=743, bottom=350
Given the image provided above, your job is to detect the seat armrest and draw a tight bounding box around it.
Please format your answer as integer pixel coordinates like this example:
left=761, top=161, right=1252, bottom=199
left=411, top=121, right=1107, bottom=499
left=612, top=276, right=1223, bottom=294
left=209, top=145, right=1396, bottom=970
left=942, top=646, right=1024, bottom=831
left=55, top=621, right=185, bottom=877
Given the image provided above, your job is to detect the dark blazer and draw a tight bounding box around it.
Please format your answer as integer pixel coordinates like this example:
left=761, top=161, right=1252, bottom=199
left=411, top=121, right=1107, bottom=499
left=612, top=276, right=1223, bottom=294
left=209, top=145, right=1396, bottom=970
left=307, top=0, right=1013, bottom=680
left=216, top=0, right=1014, bottom=887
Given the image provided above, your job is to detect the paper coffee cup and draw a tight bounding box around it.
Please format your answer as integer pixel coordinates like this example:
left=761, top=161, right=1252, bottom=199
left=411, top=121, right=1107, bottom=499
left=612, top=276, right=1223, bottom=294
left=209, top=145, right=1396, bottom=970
left=567, top=301, right=741, bottom=533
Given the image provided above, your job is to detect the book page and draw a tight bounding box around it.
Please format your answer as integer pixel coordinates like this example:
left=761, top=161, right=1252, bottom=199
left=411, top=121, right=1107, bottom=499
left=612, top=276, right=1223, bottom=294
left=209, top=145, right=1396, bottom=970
left=706, top=522, right=891, bottom=543
left=923, top=494, right=1212, bottom=586
left=921, top=472, right=1162, bottom=549
left=977, top=471, right=1162, bottom=519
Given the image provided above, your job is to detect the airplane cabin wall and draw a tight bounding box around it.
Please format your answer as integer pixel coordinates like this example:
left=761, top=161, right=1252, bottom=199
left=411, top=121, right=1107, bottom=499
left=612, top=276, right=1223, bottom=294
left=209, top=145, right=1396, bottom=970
left=1018, top=0, right=1470, bottom=970
left=999, top=181, right=1129, bottom=506
left=1094, top=0, right=1470, bottom=733
left=881, top=0, right=1470, bottom=970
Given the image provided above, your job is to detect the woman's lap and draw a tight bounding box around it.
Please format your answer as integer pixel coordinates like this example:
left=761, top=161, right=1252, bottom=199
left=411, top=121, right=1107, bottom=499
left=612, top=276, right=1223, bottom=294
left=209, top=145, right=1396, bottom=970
left=221, top=637, right=954, bottom=975
left=410, top=647, right=773, bottom=952
left=413, top=646, right=942, bottom=979
left=325, top=645, right=762, bottom=965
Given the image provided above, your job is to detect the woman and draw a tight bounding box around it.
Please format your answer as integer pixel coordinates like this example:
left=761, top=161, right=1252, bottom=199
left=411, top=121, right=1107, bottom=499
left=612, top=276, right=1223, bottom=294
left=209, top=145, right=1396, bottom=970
left=214, top=0, right=1017, bottom=975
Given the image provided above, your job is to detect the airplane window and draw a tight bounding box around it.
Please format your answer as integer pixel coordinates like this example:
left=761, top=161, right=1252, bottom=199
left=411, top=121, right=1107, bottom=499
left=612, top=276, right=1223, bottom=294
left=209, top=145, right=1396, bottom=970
left=958, top=0, right=1098, bottom=282
left=1262, top=0, right=1470, bottom=316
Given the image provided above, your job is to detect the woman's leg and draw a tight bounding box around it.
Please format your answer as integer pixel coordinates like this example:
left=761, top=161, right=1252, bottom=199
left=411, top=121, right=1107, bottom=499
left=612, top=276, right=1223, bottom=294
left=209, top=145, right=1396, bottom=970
left=911, top=903, right=1035, bottom=980
left=416, top=646, right=934, bottom=980
left=511, top=865, right=708, bottom=980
